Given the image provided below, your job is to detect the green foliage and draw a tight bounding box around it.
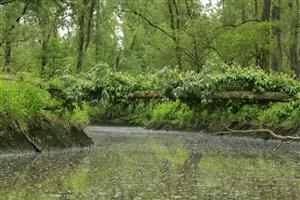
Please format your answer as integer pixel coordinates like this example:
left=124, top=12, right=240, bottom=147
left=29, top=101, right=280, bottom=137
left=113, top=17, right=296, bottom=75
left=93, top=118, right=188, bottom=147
left=148, top=100, right=195, bottom=129
left=235, top=105, right=262, bottom=123
left=258, top=102, right=294, bottom=125
left=0, top=77, right=90, bottom=129
left=175, top=63, right=300, bottom=102
left=62, top=103, right=90, bottom=125
left=58, top=63, right=299, bottom=108
left=0, top=80, right=50, bottom=126
left=20, top=61, right=298, bottom=134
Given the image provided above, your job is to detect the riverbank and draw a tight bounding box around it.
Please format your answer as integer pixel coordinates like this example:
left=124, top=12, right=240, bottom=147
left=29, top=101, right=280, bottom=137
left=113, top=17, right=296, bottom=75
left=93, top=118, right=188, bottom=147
left=78, top=64, right=300, bottom=138
left=2, top=63, right=300, bottom=152
left=0, top=78, right=93, bottom=152
left=89, top=99, right=300, bottom=139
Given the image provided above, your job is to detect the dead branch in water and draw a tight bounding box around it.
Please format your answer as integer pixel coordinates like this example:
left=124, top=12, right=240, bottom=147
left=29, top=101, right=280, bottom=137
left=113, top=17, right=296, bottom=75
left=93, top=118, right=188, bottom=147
left=223, top=127, right=300, bottom=142
left=216, top=126, right=300, bottom=155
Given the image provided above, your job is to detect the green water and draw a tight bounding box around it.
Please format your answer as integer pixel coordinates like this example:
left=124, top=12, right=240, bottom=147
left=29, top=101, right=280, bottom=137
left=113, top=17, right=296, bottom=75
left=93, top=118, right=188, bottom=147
left=0, top=126, right=299, bottom=199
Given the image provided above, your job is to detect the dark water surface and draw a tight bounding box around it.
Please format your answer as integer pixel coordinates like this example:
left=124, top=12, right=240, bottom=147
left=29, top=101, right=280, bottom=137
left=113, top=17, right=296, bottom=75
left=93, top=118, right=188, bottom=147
left=0, top=126, right=300, bottom=199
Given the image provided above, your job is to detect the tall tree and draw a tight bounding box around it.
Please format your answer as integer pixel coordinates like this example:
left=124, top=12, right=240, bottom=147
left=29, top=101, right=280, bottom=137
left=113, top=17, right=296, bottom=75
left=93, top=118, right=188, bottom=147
left=261, top=0, right=271, bottom=70
left=167, top=0, right=182, bottom=69
left=289, top=0, right=299, bottom=79
left=76, top=0, right=97, bottom=72
left=2, top=3, right=27, bottom=72
left=271, top=0, right=282, bottom=72
left=34, top=0, right=67, bottom=72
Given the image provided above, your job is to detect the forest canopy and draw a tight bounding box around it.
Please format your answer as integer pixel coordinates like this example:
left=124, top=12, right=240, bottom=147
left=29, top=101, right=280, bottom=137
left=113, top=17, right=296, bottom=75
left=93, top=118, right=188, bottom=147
left=1, top=0, right=299, bottom=77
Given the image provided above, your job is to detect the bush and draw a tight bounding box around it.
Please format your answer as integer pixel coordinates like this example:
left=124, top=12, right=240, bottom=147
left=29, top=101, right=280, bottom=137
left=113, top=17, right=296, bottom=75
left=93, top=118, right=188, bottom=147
left=0, top=80, right=50, bottom=126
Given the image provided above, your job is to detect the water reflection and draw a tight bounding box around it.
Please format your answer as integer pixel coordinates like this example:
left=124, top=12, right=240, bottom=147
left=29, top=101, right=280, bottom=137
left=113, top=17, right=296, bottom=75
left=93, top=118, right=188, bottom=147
left=0, top=126, right=299, bottom=199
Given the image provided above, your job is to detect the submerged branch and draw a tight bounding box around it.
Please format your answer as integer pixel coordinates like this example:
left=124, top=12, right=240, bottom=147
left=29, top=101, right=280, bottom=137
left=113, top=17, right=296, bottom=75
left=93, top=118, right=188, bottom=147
left=222, top=127, right=300, bottom=142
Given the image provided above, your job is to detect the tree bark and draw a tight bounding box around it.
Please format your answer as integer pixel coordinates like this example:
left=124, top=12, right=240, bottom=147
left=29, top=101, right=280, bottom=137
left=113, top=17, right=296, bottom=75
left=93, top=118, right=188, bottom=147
left=289, top=0, right=299, bottom=79
left=3, top=40, right=12, bottom=72
left=261, top=0, right=271, bottom=71
left=185, top=0, right=201, bottom=71
left=84, top=0, right=97, bottom=53
left=2, top=5, right=28, bottom=72
left=167, top=0, right=183, bottom=70
left=41, top=41, right=48, bottom=71
left=95, top=0, right=101, bottom=63
left=76, top=0, right=96, bottom=72
left=254, top=0, right=260, bottom=67
left=271, top=0, right=282, bottom=72
left=76, top=0, right=88, bottom=72
left=130, top=90, right=295, bottom=102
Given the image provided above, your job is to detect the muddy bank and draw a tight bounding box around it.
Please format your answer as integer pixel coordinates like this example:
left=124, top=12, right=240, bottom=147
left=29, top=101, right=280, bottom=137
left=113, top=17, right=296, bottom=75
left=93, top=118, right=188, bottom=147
left=0, top=116, right=93, bottom=153
left=92, top=115, right=300, bottom=141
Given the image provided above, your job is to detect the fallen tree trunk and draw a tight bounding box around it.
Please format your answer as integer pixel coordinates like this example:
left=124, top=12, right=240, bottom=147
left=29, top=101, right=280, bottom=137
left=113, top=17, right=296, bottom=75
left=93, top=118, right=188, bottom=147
left=2, top=76, right=296, bottom=102
left=130, top=90, right=295, bottom=102
left=211, top=91, right=293, bottom=101
left=219, top=127, right=300, bottom=142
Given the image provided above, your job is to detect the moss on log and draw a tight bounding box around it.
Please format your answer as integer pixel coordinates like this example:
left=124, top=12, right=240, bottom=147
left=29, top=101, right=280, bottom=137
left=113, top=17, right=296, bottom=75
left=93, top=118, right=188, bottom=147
left=211, top=91, right=293, bottom=101
left=130, top=90, right=295, bottom=102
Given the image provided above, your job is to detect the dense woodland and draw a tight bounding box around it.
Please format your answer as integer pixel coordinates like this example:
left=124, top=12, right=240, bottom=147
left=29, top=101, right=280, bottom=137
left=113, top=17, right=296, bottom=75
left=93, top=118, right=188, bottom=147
left=1, top=0, right=300, bottom=75
left=1, top=0, right=300, bottom=151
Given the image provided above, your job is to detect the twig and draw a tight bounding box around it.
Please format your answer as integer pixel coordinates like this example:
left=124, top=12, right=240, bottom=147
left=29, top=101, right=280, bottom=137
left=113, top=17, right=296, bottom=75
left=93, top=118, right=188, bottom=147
left=272, top=141, right=283, bottom=155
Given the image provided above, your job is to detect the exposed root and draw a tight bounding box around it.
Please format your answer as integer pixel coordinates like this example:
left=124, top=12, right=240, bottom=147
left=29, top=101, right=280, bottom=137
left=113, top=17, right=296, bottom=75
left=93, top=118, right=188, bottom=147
left=0, top=113, right=42, bottom=153
left=14, top=120, right=42, bottom=153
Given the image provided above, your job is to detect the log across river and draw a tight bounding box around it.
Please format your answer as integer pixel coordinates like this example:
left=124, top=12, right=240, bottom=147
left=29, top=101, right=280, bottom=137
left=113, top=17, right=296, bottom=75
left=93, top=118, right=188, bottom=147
left=131, top=90, right=296, bottom=102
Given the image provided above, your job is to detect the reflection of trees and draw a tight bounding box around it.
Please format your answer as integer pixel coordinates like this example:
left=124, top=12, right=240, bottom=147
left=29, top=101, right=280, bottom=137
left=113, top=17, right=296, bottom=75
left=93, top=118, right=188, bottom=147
left=175, top=151, right=202, bottom=198
left=0, top=150, right=89, bottom=198
left=2, top=134, right=298, bottom=199
left=157, top=149, right=202, bottom=198
left=159, top=160, right=172, bottom=199
left=75, top=145, right=162, bottom=199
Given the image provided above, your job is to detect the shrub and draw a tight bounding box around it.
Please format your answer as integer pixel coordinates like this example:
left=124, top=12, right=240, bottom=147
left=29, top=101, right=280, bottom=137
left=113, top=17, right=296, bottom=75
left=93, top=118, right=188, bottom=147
left=0, top=80, right=50, bottom=125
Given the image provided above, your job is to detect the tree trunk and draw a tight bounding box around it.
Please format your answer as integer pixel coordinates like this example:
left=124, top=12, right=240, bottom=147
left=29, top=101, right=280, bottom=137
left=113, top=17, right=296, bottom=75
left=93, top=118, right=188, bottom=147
left=84, top=0, right=97, bottom=52
left=2, top=5, right=28, bottom=72
left=184, top=0, right=201, bottom=70
left=289, top=0, right=299, bottom=79
left=76, top=0, right=88, bottom=72
left=95, top=0, right=101, bottom=63
left=3, top=40, right=12, bottom=72
left=167, top=0, right=183, bottom=70
left=271, top=0, right=282, bottom=72
left=76, top=0, right=96, bottom=72
left=254, top=0, right=260, bottom=67
left=131, top=90, right=294, bottom=102
left=115, top=50, right=121, bottom=70
left=41, top=39, right=48, bottom=72
left=261, top=0, right=271, bottom=71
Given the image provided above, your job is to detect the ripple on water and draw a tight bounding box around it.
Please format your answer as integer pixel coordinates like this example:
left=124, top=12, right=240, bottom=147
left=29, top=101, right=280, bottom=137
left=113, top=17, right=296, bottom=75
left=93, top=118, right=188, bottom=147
left=0, top=125, right=299, bottom=199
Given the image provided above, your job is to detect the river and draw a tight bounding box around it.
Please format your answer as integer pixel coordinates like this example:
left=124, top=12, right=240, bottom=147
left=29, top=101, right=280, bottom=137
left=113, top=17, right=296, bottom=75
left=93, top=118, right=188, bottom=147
left=0, top=126, right=299, bottom=199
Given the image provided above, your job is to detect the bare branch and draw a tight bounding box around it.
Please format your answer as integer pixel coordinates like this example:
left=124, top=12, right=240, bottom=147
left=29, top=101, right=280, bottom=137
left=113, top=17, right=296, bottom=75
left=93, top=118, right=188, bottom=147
left=224, top=127, right=300, bottom=141
left=120, top=9, right=176, bottom=41
left=0, top=0, right=15, bottom=5
left=224, top=19, right=262, bottom=28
